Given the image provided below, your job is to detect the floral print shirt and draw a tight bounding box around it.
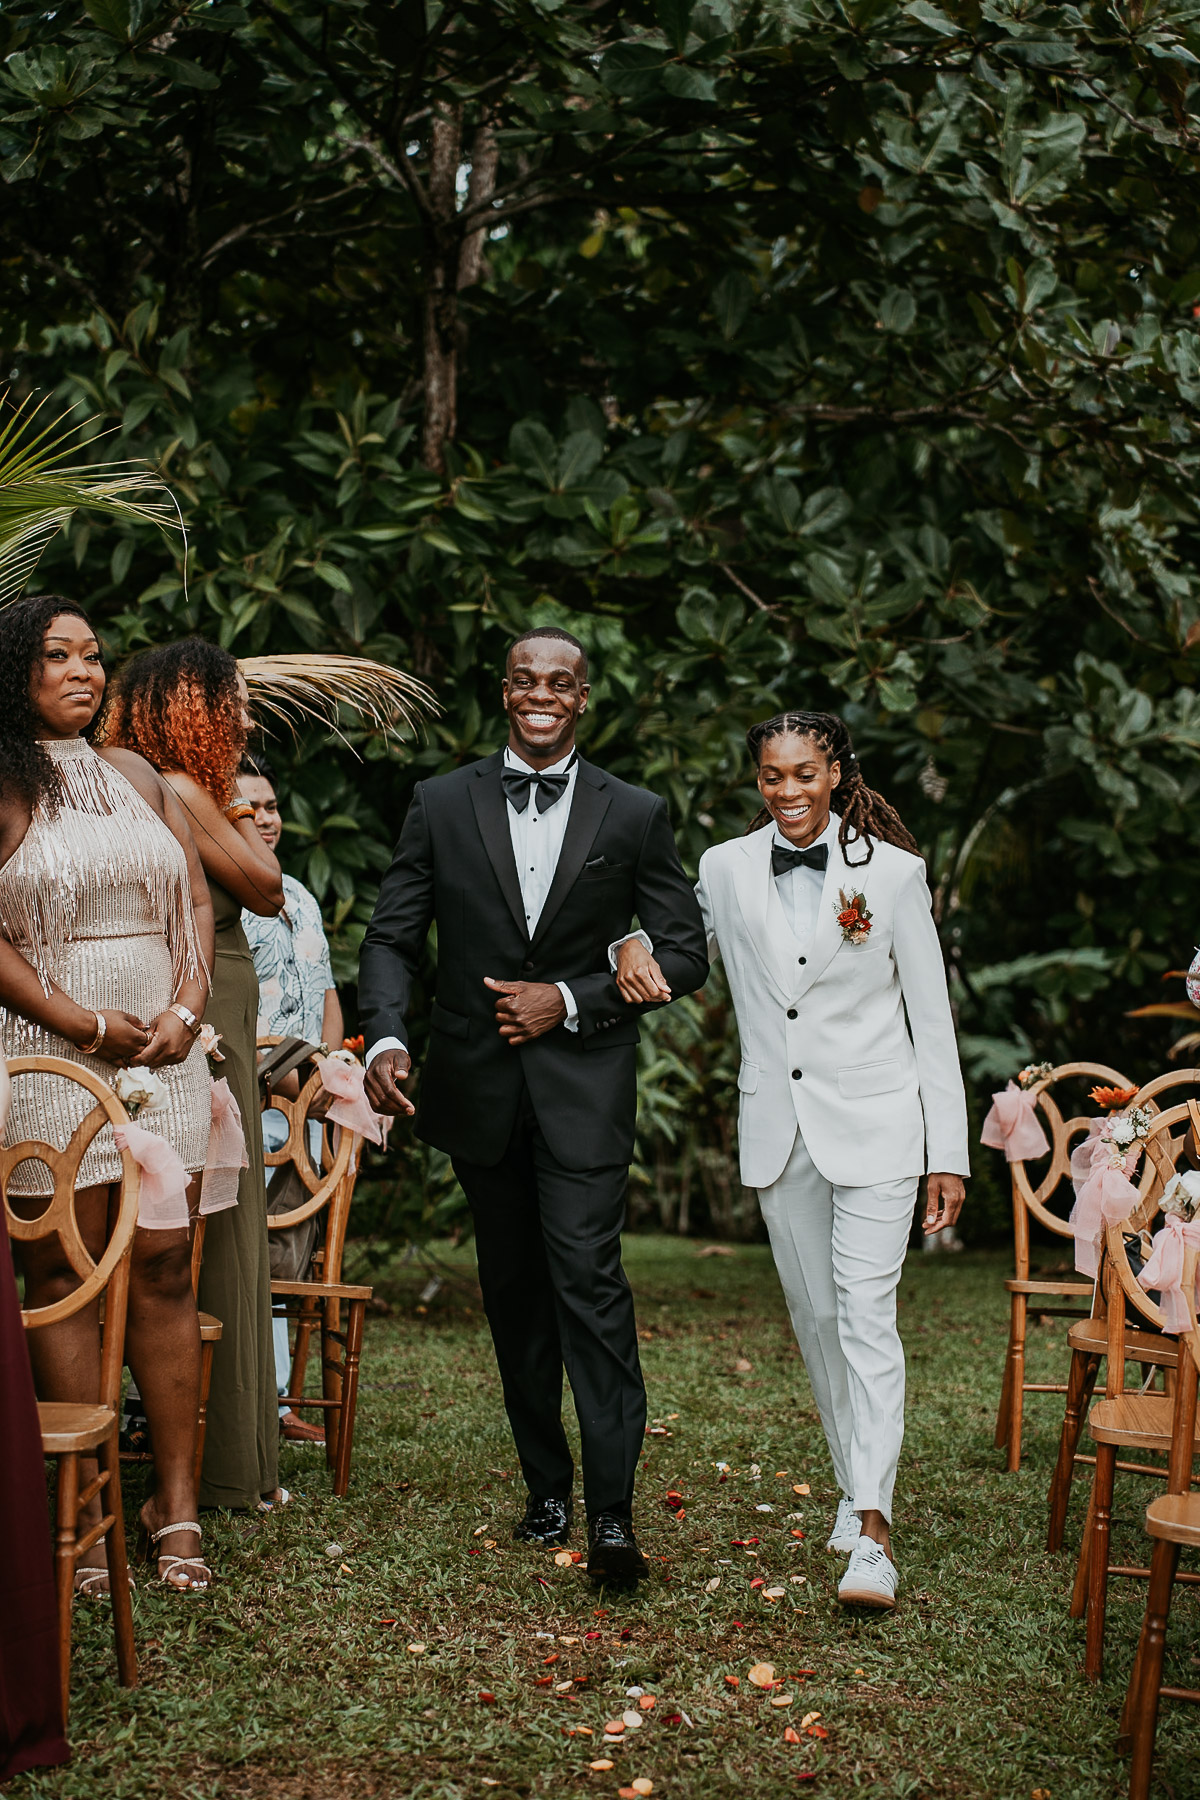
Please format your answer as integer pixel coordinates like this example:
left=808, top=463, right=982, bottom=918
left=243, top=874, right=334, bottom=1042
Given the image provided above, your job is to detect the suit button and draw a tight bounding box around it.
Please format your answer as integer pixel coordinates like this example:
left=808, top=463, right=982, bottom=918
left=791, top=1069, right=802, bottom=1081
left=787, top=1008, right=797, bottom=1020
left=798, top=956, right=807, bottom=965
left=521, top=960, right=534, bottom=973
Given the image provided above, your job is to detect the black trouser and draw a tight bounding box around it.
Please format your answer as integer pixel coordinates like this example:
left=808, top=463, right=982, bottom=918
left=453, top=1084, right=646, bottom=1519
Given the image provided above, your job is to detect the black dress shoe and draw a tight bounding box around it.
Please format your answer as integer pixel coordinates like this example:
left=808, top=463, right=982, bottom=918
left=586, top=1513, right=649, bottom=1585
left=513, top=1494, right=574, bottom=1546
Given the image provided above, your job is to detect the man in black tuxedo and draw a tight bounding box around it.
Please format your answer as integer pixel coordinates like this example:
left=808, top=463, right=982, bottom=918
left=360, top=626, right=708, bottom=1581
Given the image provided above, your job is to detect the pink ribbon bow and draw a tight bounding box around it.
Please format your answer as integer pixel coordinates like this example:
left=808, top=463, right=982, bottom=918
left=200, top=1077, right=248, bottom=1215
left=980, top=1081, right=1050, bottom=1162
left=112, top=1121, right=191, bottom=1232
left=1138, top=1214, right=1200, bottom=1334
left=1068, top=1121, right=1140, bottom=1278
left=319, top=1056, right=388, bottom=1148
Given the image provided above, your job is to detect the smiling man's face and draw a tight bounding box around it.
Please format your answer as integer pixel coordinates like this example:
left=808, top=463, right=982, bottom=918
left=502, top=637, right=589, bottom=768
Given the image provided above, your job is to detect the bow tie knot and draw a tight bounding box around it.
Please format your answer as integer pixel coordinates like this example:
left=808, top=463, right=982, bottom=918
left=771, top=841, right=829, bottom=877
left=502, top=755, right=578, bottom=815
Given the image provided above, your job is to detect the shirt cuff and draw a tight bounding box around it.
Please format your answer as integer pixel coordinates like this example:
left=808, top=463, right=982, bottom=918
left=607, top=929, right=653, bottom=973
left=556, top=981, right=580, bottom=1034
left=366, top=1036, right=407, bottom=1066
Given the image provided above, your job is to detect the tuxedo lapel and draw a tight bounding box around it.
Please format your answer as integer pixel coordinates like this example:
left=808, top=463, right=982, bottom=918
left=733, top=828, right=797, bottom=1007
left=787, top=843, right=846, bottom=1003
left=530, top=761, right=612, bottom=951
left=468, top=753, right=528, bottom=940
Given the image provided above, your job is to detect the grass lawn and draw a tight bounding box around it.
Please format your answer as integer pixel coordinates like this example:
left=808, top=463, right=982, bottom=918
left=15, top=1237, right=1199, bottom=1800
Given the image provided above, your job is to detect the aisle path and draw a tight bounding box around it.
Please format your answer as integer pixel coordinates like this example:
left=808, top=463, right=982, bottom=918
left=25, top=1240, right=1199, bottom=1799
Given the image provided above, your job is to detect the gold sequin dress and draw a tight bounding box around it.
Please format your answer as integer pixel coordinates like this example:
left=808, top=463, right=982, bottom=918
left=0, top=736, right=210, bottom=1196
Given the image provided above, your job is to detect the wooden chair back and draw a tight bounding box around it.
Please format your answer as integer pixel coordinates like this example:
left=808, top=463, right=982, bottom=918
left=259, top=1039, right=361, bottom=1286
left=1009, top=1062, right=1136, bottom=1277
left=1, top=1055, right=141, bottom=1406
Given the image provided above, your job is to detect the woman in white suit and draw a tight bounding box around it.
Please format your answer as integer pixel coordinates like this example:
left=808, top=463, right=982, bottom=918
left=616, top=710, right=969, bottom=1609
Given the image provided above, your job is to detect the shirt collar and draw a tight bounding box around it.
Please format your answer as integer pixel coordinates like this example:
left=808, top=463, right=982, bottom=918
left=504, top=744, right=578, bottom=778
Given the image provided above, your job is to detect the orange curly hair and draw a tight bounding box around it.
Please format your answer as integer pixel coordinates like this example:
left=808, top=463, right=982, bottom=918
left=100, top=639, right=247, bottom=805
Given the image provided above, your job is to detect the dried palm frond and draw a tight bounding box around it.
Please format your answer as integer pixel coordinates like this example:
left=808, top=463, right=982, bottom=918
left=239, top=653, right=438, bottom=751
left=0, top=392, right=182, bottom=608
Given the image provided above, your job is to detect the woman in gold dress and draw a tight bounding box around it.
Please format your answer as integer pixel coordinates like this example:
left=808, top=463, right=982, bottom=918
left=101, top=639, right=288, bottom=1510
left=0, top=596, right=216, bottom=1589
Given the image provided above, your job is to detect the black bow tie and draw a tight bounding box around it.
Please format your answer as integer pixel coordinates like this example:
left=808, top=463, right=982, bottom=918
left=772, top=841, right=828, bottom=877
left=502, top=754, right=578, bottom=815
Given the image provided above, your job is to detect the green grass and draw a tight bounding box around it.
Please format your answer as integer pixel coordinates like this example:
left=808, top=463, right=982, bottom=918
left=15, top=1238, right=1200, bottom=1800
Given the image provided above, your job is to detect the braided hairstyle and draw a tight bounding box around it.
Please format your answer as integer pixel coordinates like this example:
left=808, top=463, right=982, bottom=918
left=0, top=594, right=97, bottom=812
left=744, top=709, right=919, bottom=864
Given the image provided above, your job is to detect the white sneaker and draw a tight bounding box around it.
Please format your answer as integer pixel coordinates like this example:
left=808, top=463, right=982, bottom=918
left=837, top=1535, right=899, bottom=1610
left=826, top=1496, right=861, bottom=1555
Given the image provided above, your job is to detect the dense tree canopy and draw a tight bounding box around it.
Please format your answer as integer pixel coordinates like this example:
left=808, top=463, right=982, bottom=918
left=4, top=0, right=1200, bottom=1238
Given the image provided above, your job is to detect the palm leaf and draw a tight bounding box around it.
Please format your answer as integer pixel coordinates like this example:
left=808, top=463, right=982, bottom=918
left=1126, top=1002, right=1199, bottom=1019
left=0, top=391, right=182, bottom=608
left=238, top=653, right=438, bottom=750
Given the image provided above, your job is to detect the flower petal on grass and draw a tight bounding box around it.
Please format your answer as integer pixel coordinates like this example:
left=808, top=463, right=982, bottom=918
left=792, top=1483, right=811, bottom=1496
left=748, top=1663, right=776, bottom=1688
left=589, top=1758, right=615, bottom=1771
left=622, top=1709, right=645, bottom=1729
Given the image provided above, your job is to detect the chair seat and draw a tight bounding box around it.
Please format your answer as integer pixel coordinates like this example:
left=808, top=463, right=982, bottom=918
left=271, top=1278, right=373, bottom=1301
left=39, top=1401, right=115, bottom=1454
left=1005, top=1278, right=1093, bottom=1297
left=198, top=1310, right=223, bottom=1342
left=1146, top=1493, right=1200, bottom=1546
left=1090, top=1395, right=1200, bottom=1451
left=1067, top=1318, right=1177, bottom=1366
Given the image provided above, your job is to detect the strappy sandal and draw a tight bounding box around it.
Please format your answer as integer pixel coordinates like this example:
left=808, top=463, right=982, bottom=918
left=145, top=1519, right=211, bottom=1591
left=74, top=1563, right=134, bottom=1598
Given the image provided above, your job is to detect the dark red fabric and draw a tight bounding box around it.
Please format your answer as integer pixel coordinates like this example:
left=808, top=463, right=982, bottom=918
left=0, top=1224, right=68, bottom=1781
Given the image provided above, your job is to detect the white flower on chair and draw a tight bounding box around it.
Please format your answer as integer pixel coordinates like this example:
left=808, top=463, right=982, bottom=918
left=113, top=1067, right=168, bottom=1118
left=1161, top=1169, right=1200, bottom=1223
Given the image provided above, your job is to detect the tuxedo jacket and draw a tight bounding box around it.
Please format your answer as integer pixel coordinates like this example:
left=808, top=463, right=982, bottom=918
left=358, top=751, right=709, bottom=1172
left=697, top=819, right=970, bottom=1189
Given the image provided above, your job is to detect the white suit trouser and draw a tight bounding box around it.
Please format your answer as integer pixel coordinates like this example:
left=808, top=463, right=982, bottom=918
left=756, top=1131, right=917, bottom=1521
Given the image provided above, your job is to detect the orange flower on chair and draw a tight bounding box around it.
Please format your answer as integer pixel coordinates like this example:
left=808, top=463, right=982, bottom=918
left=1089, top=1084, right=1138, bottom=1110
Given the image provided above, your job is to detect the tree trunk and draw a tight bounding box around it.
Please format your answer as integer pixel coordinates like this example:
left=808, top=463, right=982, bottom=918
left=420, top=103, right=462, bottom=473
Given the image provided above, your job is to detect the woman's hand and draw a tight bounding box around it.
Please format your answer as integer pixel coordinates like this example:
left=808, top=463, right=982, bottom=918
left=615, top=937, right=672, bottom=1005
left=131, top=1009, right=196, bottom=1068
left=85, top=1009, right=152, bottom=1064
left=923, top=1173, right=966, bottom=1234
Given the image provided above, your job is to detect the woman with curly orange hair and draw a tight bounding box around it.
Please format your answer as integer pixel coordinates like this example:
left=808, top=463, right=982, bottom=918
left=102, top=639, right=287, bottom=1511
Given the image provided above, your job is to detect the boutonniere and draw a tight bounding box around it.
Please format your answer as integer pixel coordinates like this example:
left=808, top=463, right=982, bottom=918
left=835, top=888, right=872, bottom=945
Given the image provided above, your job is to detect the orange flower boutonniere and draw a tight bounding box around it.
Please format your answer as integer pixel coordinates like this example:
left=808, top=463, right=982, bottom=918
left=836, top=888, right=873, bottom=945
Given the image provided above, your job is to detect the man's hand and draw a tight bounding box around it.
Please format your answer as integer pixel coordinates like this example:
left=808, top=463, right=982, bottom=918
left=923, top=1172, right=966, bottom=1234
left=364, top=1047, right=415, bottom=1117
left=485, top=977, right=567, bottom=1046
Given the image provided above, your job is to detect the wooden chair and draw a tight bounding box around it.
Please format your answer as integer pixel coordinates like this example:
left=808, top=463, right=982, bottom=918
left=994, top=1060, right=1133, bottom=1472
left=0, top=1055, right=139, bottom=1721
left=259, top=1042, right=372, bottom=1496
left=1046, top=1070, right=1200, bottom=1552
left=1119, top=1243, right=1200, bottom=1799
left=1069, top=1101, right=1200, bottom=1679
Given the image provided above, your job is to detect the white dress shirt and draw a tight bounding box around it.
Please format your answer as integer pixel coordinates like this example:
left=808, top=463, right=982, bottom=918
left=771, top=815, right=838, bottom=949
left=367, top=745, right=580, bottom=1065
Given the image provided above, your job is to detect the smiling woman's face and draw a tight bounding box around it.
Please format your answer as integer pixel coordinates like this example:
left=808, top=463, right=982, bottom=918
left=31, top=613, right=105, bottom=739
left=755, top=729, right=841, bottom=847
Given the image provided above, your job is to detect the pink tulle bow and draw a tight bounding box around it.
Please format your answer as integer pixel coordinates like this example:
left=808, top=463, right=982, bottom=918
left=1138, top=1215, right=1200, bottom=1334
left=319, top=1056, right=388, bottom=1147
left=1069, top=1124, right=1141, bottom=1278
left=200, top=1077, right=248, bottom=1215
left=980, top=1081, right=1050, bottom=1162
left=112, top=1120, right=191, bottom=1232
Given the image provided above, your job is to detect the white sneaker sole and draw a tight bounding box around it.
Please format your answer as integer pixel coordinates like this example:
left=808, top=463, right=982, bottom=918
left=837, top=1581, right=897, bottom=1610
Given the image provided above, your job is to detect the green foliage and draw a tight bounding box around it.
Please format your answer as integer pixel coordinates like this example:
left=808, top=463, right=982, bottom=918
left=4, top=0, right=1200, bottom=1238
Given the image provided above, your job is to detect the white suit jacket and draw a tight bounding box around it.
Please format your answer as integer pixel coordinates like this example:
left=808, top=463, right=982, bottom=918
left=696, top=819, right=970, bottom=1190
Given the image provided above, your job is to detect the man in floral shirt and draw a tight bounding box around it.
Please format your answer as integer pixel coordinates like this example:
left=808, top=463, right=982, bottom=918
left=239, top=754, right=343, bottom=1445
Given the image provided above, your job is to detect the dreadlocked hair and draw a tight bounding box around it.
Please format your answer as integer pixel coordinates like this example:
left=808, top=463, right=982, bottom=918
left=99, top=638, right=246, bottom=806
left=744, top=709, right=919, bottom=864
left=0, top=594, right=96, bottom=812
